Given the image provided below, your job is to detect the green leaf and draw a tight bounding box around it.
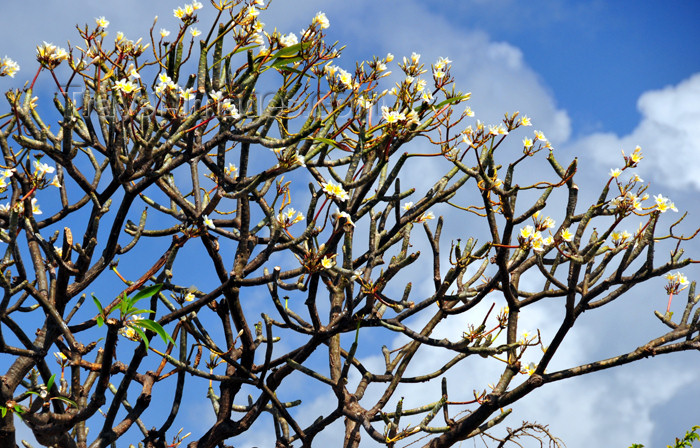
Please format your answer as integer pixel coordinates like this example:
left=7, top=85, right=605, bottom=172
left=126, top=308, right=155, bottom=317
left=50, top=396, right=78, bottom=408
left=309, top=137, right=342, bottom=150
left=132, top=284, right=162, bottom=301
left=433, top=94, right=471, bottom=110
left=46, top=373, right=56, bottom=391
left=270, top=55, right=303, bottom=69
left=119, top=292, right=130, bottom=317
left=0, top=406, right=6, bottom=418
left=232, top=44, right=259, bottom=55
left=133, top=319, right=175, bottom=346
left=92, top=294, right=105, bottom=316
left=131, top=326, right=150, bottom=350
left=268, top=43, right=303, bottom=61
left=96, top=315, right=104, bottom=327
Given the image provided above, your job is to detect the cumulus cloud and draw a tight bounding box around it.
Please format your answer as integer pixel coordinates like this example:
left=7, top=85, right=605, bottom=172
left=571, top=73, right=700, bottom=190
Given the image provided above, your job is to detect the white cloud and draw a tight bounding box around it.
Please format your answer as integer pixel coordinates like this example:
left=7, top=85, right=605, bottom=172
left=571, top=73, right=700, bottom=190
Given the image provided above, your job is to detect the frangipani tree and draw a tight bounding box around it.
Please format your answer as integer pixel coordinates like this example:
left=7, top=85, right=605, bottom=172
left=0, top=2, right=698, bottom=448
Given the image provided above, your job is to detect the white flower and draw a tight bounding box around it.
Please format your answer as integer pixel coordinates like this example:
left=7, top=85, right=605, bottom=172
left=113, top=78, right=140, bottom=94
left=160, top=28, right=171, bottom=38
left=335, top=209, right=354, bottom=227
left=279, top=33, right=298, bottom=47
left=433, top=56, right=452, bottom=70
left=224, top=163, right=237, bottom=176
left=220, top=99, right=241, bottom=119
left=560, top=228, right=574, bottom=242
left=209, top=90, right=223, bottom=102
left=321, top=180, right=349, bottom=201
left=403, top=202, right=413, bottom=211
left=203, top=215, right=215, bottom=229
left=96, top=16, right=110, bottom=28
left=33, top=160, right=55, bottom=176
left=31, top=198, right=42, bottom=215
left=180, top=87, right=196, bottom=101
left=0, top=56, right=20, bottom=78
left=321, top=255, right=335, bottom=269
left=415, top=211, right=435, bottom=223
left=190, top=27, right=202, bottom=37
left=312, top=11, right=330, bottom=29
left=654, top=194, right=678, bottom=213
left=278, top=208, right=304, bottom=227
left=381, top=106, right=405, bottom=124
left=127, top=65, right=140, bottom=80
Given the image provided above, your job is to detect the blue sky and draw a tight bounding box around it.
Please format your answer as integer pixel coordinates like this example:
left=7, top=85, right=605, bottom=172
left=2, top=1, right=700, bottom=447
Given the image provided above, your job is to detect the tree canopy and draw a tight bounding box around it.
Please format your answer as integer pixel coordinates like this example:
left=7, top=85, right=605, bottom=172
left=0, top=2, right=699, bottom=448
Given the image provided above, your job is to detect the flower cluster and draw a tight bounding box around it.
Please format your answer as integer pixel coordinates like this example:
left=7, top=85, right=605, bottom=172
left=278, top=207, right=304, bottom=228
left=33, top=160, right=60, bottom=187
left=113, top=78, right=140, bottom=95
left=0, top=56, right=19, bottom=78
left=324, top=65, right=355, bottom=91
left=321, top=180, right=349, bottom=201
left=610, top=230, right=632, bottom=248
left=664, top=271, right=688, bottom=296
left=0, top=168, right=14, bottom=192
left=622, top=145, right=643, bottom=168
left=114, top=32, right=150, bottom=57
left=36, top=42, right=69, bottom=70
left=381, top=106, right=406, bottom=124
left=174, top=1, right=203, bottom=23
left=279, top=32, right=298, bottom=47
left=519, top=212, right=556, bottom=252
left=155, top=73, right=179, bottom=96
left=653, top=194, right=678, bottom=213
left=432, top=56, right=452, bottom=80
left=311, top=11, right=330, bottom=29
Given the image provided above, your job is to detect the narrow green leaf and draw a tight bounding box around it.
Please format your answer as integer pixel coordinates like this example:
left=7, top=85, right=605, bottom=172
left=133, top=319, right=175, bottom=345
left=50, top=396, right=78, bottom=408
left=433, top=94, right=470, bottom=110
left=232, top=44, right=259, bottom=55
left=126, top=308, right=155, bottom=317
left=92, top=294, right=104, bottom=316
left=309, top=137, right=342, bottom=150
left=96, top=315, right=104, bottom=327
left=131, top=284, right=163, bottom=302
left=46, top=373, right=57, bottom=391
left=0, top=406, right=6, bottom=418
left=270, top=56, right=303, bottom=69
left=131, top=326, right=150, bottom=350
left=268, top=43, right=303, bottom=60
